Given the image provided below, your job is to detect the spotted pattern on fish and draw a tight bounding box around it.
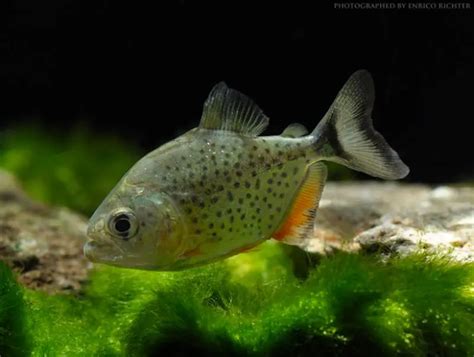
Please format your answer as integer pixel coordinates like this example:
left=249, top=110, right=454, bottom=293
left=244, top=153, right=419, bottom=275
left=127, top=131, right=313, bottom=262
left=85, top=71, right=409, bottom=270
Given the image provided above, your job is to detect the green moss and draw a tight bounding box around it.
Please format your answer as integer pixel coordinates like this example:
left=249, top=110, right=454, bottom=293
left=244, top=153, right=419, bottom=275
left=0, top=124, right=142, bottom=215
left=0, top=263, right=30, bottom=356
left=1, top=244, right=471, bottom=356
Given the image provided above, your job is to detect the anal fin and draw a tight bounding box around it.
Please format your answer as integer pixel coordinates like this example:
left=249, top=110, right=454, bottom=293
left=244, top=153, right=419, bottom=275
left=273, top=162, right=327, bottom=248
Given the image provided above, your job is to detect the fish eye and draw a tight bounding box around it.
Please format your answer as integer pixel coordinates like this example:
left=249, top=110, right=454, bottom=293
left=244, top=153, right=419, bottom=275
left=108, top=210, right=138, bottom=240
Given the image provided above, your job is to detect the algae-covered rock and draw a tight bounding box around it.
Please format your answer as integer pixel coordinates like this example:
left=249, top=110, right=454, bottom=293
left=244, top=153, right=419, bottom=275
left=312, top=182, right=474, bottom=262
left=0, top=170, right=90, bottom=292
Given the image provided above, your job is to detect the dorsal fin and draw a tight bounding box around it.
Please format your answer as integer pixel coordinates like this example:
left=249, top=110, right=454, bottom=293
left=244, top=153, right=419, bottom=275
left=199, top=82, right=269, bottom=136
left=280, top=123, right=309, bottom=138
left=273, top=162, right=327, bottom=248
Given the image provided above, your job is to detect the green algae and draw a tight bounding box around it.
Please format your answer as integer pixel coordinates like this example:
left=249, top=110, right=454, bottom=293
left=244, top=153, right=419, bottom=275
left=0, top=263, right=30, bottom=356
left=1, top=243, right=472, bottom=356
left=0, top=124, right=142, bottom=215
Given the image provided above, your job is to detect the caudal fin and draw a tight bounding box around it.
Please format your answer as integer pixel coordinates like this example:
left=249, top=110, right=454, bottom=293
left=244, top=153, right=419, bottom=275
left=312, top=70, right=409, bottom=180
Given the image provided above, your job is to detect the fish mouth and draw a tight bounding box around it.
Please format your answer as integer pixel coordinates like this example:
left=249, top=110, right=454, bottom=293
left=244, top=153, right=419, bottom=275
left=83, top=240, right=168, bottom=270
left=85, top=218, right=124, bottom=263
left=83, top=240, right=122, bottom=263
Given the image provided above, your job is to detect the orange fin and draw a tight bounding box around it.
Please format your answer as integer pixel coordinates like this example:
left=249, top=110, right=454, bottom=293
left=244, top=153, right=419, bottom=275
left=273, top=162, right=327, bottom=248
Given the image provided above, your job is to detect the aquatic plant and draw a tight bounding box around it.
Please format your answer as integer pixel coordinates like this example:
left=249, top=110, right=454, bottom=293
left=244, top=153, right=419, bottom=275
left=1, top=243, right=473, bottom=356
left=0, top=264, right=30, bottom=356
left=0, top=123, right=142, bottom=215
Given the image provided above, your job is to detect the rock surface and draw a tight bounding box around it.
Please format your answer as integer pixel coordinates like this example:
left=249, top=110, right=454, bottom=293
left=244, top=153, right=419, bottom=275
left=0, top=169, right=473, bottom=292
left=311, top=182, right=474, bottom=262
left=0, top=170, right=90, bottom=293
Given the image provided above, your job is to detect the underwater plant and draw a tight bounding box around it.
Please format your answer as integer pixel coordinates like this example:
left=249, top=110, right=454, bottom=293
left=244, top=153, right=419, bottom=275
left=0, top=243, right=473, bottom=356
left=0, top=123, right=141, bottom=215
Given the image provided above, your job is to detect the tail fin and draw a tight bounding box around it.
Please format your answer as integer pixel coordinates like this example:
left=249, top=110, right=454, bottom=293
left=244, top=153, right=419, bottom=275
left=312, top=70, right=409, bottom=180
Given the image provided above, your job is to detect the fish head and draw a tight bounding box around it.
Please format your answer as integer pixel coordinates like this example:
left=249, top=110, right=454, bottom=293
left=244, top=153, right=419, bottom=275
left=84, top=183, right=186, bottom=270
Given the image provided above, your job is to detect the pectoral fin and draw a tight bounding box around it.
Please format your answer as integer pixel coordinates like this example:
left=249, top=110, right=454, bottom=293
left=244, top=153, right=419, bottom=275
left=273, top=162, right=327, bottom=248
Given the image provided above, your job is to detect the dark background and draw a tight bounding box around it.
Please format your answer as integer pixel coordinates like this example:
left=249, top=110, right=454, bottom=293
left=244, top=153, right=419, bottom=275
left=0, top=1, right=473, bottom=183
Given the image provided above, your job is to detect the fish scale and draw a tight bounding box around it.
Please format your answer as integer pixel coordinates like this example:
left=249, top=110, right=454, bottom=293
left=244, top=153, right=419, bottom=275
left=148, top=132, right=311, bottom=266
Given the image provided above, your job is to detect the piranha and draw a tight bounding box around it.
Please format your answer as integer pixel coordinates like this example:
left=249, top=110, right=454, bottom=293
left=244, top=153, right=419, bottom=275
left=84, top=70, right=409, bottom=270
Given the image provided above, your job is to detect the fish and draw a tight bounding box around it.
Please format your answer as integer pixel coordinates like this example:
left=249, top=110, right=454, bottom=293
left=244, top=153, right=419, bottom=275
left=84, top=70, right=409, bottom=270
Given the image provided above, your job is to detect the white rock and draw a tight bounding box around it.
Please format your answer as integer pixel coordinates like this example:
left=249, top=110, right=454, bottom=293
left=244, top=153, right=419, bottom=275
left=310, top=181, right=474, bottom=262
